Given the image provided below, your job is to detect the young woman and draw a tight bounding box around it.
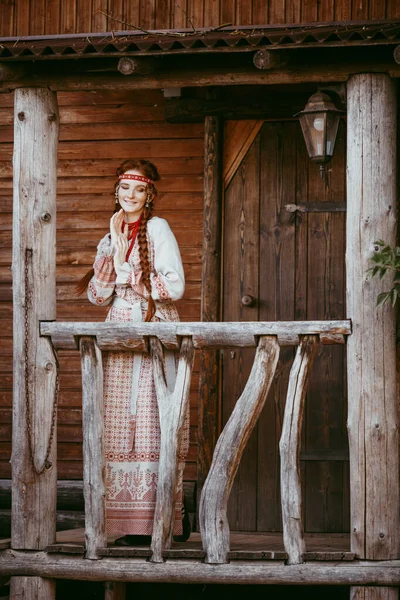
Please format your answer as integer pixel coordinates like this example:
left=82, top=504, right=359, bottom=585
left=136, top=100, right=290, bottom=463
left=82, top=159, right=188, bottom=545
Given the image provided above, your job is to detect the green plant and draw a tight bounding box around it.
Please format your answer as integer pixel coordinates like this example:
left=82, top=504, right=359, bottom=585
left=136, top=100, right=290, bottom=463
left=368, top=240, right=400, bottom=307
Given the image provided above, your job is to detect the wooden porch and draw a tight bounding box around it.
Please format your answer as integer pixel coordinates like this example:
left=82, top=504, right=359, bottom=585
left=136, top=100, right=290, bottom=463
left=0, top=17, right=399, bottom=600
left=19, top=529, right=356, bottom=560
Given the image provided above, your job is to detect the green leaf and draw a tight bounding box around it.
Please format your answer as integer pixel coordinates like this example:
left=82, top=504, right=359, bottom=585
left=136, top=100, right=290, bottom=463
left=377, top=292, right=390, bottom=307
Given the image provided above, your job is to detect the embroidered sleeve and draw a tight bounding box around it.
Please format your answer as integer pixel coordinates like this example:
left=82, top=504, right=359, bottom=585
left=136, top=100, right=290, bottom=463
left=97, top=233, right=114, bottom=258
left=87, top=235, right=116, bottom=306
left=115, top=261, right=132, bottom=285
left=149, top=218, right=185, bottom=303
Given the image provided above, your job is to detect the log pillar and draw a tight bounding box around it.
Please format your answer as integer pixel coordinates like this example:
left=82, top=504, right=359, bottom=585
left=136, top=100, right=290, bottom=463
left=197, top=115, right=223, bottom=507
left=346, top=74, right=399, bottom=600
left=11, top=88, right=59, bottom=599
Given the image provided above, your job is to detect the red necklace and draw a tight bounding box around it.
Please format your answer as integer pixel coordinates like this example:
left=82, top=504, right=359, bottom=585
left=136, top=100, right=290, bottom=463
left=122, top=215, right=142, bottom=261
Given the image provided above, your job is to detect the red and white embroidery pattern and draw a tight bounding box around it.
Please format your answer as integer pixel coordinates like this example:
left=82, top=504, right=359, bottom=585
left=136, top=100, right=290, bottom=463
left=153, top=274, right=170, bottom=301
left=89, top=231, right=187, bottom=536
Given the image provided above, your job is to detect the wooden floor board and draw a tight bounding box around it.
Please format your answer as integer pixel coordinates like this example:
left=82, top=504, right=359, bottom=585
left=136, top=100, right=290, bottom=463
left=1, top=530, right=353, bottom=561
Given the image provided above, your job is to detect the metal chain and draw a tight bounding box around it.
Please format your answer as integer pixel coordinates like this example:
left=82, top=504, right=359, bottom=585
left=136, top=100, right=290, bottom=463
left=24, top=249, right=59, bottom=475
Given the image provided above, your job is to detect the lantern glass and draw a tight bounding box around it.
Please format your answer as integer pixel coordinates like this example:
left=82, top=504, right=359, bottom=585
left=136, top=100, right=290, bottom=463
left=297, top=92, right=342, bottom=164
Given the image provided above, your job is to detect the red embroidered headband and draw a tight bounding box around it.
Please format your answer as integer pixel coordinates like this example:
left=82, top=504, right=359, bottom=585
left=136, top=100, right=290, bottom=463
left=118, top=174, right=153, bottom=185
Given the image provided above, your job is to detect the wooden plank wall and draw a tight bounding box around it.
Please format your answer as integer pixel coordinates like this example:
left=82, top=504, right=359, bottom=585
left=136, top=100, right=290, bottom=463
left=0, top=0, right=398, bottom=37
left=0, top=89, right=203, bottom=481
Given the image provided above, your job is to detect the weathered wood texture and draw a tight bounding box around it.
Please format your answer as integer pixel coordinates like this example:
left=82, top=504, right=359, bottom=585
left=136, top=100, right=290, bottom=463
left=0, top=88, right=203, bottom=483
left=346, top=74, right=399, bottom=561
left=79, top=337, right=106, bottom=560
left=224, top=120, right=263, bottom=187
left=222, top=120, right=348, bottom=534
left=149, top=336, right=195, bottom=563
left=9, top=576, right=55, bottom=600
left=350, top=588, right=399, bottom=600
left=11, top=88, right=59, bottom=552
left=0, top=0, right=398, bottom=35
left=11, top=86, right=59, bottom=600
left=280, top=335, right=318, bottom=565
left=4, top=63, right=400, bottom=94
left=2, top=550, right=400, bottom=585
left=104, top=581, right=126, bottom=600
left=200, top=336, right=280, bottom=564
left=198, top=116, right=223, bottom=514
left=40, top=320, right=351, bottom=350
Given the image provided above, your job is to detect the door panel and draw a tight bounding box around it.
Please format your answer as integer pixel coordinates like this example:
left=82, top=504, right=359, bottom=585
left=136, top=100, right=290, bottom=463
left=222, top=136, right=260, bottom=531
left=222, top=120, right=349, bottom=533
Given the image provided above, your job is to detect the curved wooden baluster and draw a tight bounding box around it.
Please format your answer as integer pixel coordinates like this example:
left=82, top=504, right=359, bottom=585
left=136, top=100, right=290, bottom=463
left=199, top=335, right=280, bottom=564
left=149, top=336, right=195, bottom=563
left=279, top=335, right=318, bottom=565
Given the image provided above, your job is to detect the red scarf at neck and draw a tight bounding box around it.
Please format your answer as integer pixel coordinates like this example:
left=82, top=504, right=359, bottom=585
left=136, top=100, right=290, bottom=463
left=122, top=215, right=142, bottom=261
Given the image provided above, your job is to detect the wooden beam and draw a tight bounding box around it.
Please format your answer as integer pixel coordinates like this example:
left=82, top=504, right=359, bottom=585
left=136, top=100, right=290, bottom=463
left=164, top=94, right=310, bottom=122
left=117, top=57, right=158, bottom=75
left=39, top=320, right=352, bottom=351
left=2, top=62, right=400, bottom=93
left=1, top=551, right=400, bottom=585
left=0, top=63, right=27, bottom=82
left=346, top=73, right=399, bottom=600
left=11, top=86, right=59, bottom=599
left=197, top=115, right=223, bottom=521
left=80, top=336, right=106, bottom=560
left=149, top=336, right=195, bottom=563
left=0, top=509, right=85, bottom=533
left=279, top=335, right=318, bottom=565
left=199, top=336, right=280, bottom=564
left=253, top=49, right=289, bottom=70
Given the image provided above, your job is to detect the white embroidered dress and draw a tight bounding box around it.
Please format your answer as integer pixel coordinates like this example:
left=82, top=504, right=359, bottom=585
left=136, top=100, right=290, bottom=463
left=88, top=216, right=187, bottom=536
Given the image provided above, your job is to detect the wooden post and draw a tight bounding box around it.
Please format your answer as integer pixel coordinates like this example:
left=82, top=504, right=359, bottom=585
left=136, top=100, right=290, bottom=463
left=149, top=336, right=195, bottom=563
left=80, top=337, right=106, bottom=560
left=346, top=73, right=399, bottom=600
left=197, top=115, right=223, bottom=509
left=11, top=88, right=59, bottom=598
left=199, top=336, right=280, bottom=564
left=104, top=582, right=126, bottom=600
left=280, top=335, right=318, bottom=565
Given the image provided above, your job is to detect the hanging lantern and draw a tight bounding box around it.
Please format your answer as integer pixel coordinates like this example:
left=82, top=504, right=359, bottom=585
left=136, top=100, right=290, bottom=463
left=297, top=92, right=342, bottom=164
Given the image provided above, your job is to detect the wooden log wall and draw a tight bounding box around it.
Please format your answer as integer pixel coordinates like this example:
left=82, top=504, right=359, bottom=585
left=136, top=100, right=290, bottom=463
left=0, top=0, right=399, bottom=37
left=0, top=89, right=204, bottom=484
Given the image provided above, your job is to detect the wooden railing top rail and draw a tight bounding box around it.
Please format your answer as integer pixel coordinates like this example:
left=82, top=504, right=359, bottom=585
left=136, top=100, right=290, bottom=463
left=40, top=319, right=352, bottom=351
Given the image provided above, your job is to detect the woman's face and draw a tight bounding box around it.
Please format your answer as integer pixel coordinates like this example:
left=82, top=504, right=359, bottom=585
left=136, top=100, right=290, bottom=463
left=118, top=170, right=148, bottom=222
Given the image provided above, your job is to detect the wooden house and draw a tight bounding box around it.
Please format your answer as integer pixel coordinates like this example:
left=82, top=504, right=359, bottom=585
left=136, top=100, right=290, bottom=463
left=0, top=1, right=399, bottom=599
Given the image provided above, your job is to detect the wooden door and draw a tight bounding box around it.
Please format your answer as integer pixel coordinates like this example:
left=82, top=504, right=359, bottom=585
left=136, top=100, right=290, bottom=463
left=222, top=120, right=349, bottom=533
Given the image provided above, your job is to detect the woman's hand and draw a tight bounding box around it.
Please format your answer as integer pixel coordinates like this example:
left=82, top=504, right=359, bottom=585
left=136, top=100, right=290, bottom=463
left=110, top=210, right=125, bottom=250
left=113, top=230, right=129, bottom=272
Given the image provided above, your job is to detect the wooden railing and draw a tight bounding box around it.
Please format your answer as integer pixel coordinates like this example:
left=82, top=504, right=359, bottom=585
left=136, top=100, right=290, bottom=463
left=40, top=319, right=351, bottom=565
